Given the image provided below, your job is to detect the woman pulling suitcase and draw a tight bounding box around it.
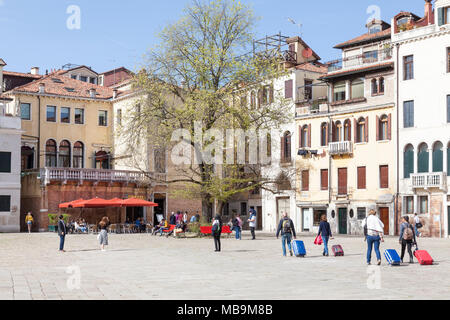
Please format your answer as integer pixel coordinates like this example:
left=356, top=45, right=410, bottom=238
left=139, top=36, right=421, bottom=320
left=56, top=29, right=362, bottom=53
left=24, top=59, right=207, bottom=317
left=399, top=216, right=417, bottom=264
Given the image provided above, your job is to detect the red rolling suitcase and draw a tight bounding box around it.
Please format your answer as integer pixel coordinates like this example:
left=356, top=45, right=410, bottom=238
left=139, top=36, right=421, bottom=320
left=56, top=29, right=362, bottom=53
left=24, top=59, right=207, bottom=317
left=332, top=245, right=344, bottom=256
left=414, top=250, right=433, bottom=265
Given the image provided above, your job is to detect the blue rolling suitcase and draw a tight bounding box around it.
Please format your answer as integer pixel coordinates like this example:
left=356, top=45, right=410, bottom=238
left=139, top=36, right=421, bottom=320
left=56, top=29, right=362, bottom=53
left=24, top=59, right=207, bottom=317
left=292, top=240, right=306, bottom=257
left=384, top=249, right=401, bottom=266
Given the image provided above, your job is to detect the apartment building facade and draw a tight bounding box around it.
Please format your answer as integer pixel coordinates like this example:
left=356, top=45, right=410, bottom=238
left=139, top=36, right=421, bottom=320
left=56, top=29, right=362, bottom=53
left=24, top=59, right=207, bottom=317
left=394, top=0, right=450, bottom=237
left=296, top=19, right=397, bottom=235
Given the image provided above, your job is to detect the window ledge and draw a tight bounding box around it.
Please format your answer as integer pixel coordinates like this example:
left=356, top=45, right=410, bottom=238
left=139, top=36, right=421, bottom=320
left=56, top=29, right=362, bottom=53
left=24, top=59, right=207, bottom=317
left=354, top=142, right=368, bottom=146
left=371, top=93, right=385, bottom=97
left=377, top=139, right=391, bottom=143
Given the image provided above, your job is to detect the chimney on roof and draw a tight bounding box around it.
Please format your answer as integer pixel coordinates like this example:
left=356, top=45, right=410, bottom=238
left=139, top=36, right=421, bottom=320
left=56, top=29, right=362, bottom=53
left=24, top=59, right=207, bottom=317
left=30, top=67, right=40, bottom=75
left=39, top=83, right=45, bottom=94
left=424, top=0, right=433, bottom=25
left=89, top=88, right=96, bottom=98
left=113, top=89, right=118, bottom=99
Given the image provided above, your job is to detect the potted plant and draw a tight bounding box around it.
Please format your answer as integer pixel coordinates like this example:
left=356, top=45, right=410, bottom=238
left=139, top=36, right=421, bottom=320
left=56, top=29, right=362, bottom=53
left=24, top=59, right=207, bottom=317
left=48, top=214, right=71, bottom=232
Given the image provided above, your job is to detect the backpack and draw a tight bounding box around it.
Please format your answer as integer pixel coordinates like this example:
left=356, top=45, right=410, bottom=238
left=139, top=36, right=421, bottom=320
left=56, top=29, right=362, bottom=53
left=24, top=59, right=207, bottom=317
left=282, top=219, right=292, bottom=234
left=403, top=224, right=414, bottom=241
left=232, top=218, right=239, bottom=228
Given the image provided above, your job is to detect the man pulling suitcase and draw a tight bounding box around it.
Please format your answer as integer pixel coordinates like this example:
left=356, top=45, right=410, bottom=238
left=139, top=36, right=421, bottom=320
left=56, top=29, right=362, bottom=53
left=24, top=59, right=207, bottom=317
left=276, top=212, right=296, bottom=257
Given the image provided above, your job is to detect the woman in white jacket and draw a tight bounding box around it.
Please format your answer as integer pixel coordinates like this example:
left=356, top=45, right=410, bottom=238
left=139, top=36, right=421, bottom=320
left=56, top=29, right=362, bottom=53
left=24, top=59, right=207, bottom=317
left=362, top=210, right=385, bottom=265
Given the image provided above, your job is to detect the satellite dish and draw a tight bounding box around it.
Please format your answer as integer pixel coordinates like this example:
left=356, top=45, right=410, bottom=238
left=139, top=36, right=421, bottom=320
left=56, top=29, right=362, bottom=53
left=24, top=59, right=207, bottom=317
left=302, top=48, right=313, bottom=58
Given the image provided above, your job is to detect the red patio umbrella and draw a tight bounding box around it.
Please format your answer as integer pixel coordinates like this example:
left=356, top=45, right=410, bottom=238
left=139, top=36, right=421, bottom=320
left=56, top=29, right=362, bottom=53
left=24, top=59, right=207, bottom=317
left=59, top=199, right=85, bottom=209
left=120, top=198, right=158, bottom=207
left=72, top=198, right=113, bottom=208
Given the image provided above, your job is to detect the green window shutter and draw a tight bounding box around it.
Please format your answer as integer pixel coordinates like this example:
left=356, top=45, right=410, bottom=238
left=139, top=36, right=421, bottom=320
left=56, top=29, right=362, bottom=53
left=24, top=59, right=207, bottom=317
left=447, top=95, right=450, bottom=123
left=448, top=148, right=450, bottom=176
left=438, top=8, right=444, bottom=26
left=433, top=148, right=443, bottom=172
left=418, top=150, right=429, bottom=173
left=404, top=150, right=414, bottom=178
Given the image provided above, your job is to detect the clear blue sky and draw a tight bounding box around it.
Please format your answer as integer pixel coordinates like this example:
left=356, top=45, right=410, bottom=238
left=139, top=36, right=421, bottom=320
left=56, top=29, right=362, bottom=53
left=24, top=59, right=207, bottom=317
left=0, top=0, right=426, bottom=74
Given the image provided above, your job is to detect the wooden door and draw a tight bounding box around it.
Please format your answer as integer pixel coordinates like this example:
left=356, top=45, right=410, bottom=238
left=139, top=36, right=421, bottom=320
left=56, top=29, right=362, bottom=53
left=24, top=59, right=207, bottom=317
left=379, top=207, right=389, bottom=235
left=338, top=168, right=348, bottom=195
left=338, top=208, right=347, bottom=234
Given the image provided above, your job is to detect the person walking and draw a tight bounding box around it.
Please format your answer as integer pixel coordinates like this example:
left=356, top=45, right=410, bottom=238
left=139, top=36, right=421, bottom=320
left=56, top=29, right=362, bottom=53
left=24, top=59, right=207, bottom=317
left=317, top=214, right=333, bottom=256
left=170, top=212, right=176, bottom=226
left=362, top=209, right=385, bottom=265
left=413, top=213, right=422, bottom=237
left=57, top=215, right=67, bottom=252
left=232, top=214, right=242, bottom=240
left=212, top=215, right=222, bottom=252
left=98, top=216, right=110, bottom=251
left=25, top=212, right=34, bottom=234
left=399, top=216, right=417, bottom=264
left=276, top=212, right=296, bottom=257
left=247, top=208, right=257, bottom=240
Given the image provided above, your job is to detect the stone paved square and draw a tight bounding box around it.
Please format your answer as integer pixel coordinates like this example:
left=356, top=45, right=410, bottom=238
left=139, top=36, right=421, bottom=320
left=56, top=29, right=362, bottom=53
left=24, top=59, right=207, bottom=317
left=0, top=232, right=449, bottom=300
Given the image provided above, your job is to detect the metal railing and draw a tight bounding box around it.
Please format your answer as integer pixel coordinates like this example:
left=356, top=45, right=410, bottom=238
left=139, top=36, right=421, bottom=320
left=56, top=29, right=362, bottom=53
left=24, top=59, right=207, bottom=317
left=282, top=50, right=297, bottom=63
left=39, top=167, right=167, bottom=186
left=329, top=141, right=353, bottom=155
left=327, top=47, right=393, bottom=72
left=411, top=172, right=447, bottom=190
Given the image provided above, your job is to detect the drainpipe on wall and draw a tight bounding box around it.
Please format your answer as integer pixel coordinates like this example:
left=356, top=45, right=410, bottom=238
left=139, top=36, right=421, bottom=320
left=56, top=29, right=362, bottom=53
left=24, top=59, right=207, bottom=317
left=37, top=95, right=41, bottom=169
left=395, top=42, right=400, bottom=236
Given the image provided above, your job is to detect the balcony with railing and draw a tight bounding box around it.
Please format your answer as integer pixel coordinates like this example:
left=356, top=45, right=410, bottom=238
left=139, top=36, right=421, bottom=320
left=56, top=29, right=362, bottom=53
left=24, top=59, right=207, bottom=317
left=38, top=167, right=167, bottom=186
left=326, top=47, right=393, bottom=73
left=328, top=141, right=353, bottom=156
left=411, top=172, right=447, bottom=191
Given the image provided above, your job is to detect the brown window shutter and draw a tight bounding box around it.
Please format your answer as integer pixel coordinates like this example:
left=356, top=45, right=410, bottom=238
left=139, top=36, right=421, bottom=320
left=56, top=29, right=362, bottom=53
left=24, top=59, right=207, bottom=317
left=338, top=168, right=348, bottom=195
left=376, top=115, right=380, bottom=141
left=302, top=170, right=309, bottom=191
left=357, top=167, right=366, bottom=189
left=299, top=125, right=302, bottom=148
left=321, top=169, right=328, bottom=190
left=325, top=123, right=329, bottom=145
left=354, top=119, right=357, bottom=142
left=332, top=121, right=336, bottom=142
left=347, top=120, right=351, bottom=142
left=308, top=124, right=312, bottom=147
left=380, top=165, right=389, bottom=188
left=365, top=116, right=369, bottom=142
left=387, top=114, right=392, bottom=140
left=280, top=137, right=285, bottom=161
left=269, top=85, right=274, bottom=103
left=285, top=80, right=293, bottom=99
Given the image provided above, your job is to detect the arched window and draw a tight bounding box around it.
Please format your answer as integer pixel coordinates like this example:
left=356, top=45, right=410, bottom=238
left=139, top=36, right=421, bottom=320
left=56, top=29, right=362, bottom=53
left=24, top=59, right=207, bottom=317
left=404, top=144, right=414, bottom=178
left=73, top=142, right=84, bottom=169
left=379, top=115, right=388, bottom=140
left=250, top=91, right=256, bottom=109
left=334, top=121, right=343, bottom=142
left=432, top=141, right=443, bottom=173
left=301, top=125, right=308, bottom=148
left=417, top=143, right=429, bottom=173
left=59, top=140, right=71, bottom=168
left=320, top=123, right=328, bottom=146
left=371, top=79, right=378, bottom=95
left=95, top=151, right=111, bottom=169
left=281, top=131, right=291, bottom=162
left=45, top=139, right=57, bottom=167
left=379, top=77, right=385, bottom=93
left=344, top=119, right=351, bottom=141
left=356, top=117, right=366, bottom=143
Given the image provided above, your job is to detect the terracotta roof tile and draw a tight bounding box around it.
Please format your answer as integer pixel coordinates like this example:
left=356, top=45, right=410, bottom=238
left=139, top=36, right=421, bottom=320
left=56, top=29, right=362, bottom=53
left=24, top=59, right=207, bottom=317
left=320, top=61, right=394, bottom=80
left=295, top=62, right=328, bottom=74
left=334, top=28, right=391, bottom=49
left=3, top=71, right=42, bottom=79
left=10, top=71, right=115, bottom=100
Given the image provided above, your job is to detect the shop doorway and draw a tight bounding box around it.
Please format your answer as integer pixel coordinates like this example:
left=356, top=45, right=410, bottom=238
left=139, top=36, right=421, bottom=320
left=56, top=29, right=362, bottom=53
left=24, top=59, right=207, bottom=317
left=257, top=206, right=262, bottom=230
left=379, top=207, right=390, bottom=235
left=126, top=207, right=144, bottom=223
left=153, top=194, right=166, bottom=225
left=338, top=208, right=347, bottom=234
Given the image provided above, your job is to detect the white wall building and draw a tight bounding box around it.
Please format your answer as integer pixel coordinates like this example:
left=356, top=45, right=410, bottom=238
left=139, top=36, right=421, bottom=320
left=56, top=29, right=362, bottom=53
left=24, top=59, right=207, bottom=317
left=394, top=0, right=450, bottom=237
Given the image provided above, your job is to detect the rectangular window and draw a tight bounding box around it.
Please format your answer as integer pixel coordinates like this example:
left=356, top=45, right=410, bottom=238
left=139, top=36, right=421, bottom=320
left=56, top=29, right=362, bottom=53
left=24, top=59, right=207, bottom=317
left=333, top=81, right=346, bottom=102
left=0, top=195, right=11, bottom=212
left=357, top=166, right=366, bottom=189
left=90, top=78, right=96, bottom=84
left=71, top=75, right=77, bottom=80
left=403, top=101, right=414, bottom=128
left=46, top=106, right=56, bottom=122
left=0, top=152, right=12, bottom=173
left=285, top=80, right=293, bottom=99
left=240, top=202, right=247, bottom=216
left=80, top=76, right=88, bottom=82
left=419, top=196, right=428, bottom=214
left=357, top=208, right=366, bottom=220
left=302, top=170, right=309, bottom=191
left=440, top=7, right=450, bottom=25
left=60, top=107, right=70, bottom=123
left=380, top=165, right=389, bottom=189
left=98, top=110, right=108, bottom=126
left=117, top=109, right=122, bottom=126
left=320, top=169, right=328, bottom=191
left=304, top=80, right=313, bottom=100
left=405, top=196, right=414, bottom=214
left=404, top=55, right=414, bottom=80
left=363, top=50, right=378, bottom=63
left=20, top=103, right=31, bottom=120
left=75, top=108, right=84, bottom=124
left=351, top=78, right=364, bottom=99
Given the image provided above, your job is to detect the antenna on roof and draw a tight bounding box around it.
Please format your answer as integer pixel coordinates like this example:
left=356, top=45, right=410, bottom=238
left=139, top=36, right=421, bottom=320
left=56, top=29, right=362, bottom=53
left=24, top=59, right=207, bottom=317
left=287, top=17, right=303, bottom=38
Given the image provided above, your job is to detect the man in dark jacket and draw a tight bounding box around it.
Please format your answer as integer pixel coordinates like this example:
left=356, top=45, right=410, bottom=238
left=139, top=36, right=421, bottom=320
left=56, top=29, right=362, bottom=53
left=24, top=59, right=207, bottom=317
left=57, top=215, right=67, bottom=252
left=276, top=212, right=296, bottom=257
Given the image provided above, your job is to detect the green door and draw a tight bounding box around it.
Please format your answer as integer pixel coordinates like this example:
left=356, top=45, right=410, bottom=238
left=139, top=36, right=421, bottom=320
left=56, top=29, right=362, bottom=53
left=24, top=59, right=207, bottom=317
left=338, top=208, right=347, bottom=235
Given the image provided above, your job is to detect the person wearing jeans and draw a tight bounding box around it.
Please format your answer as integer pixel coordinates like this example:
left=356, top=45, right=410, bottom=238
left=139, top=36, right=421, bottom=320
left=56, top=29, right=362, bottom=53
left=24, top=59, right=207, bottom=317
left=362, top=209, right=385, bottom=265
left=57, top=215, right=67, bottom=252
left=233, top=214, right=242, bottom=240
left=317, top=214, right=333, bottom=256
left=276, top=212, right=296, bottom=257
left=248, top=209, right=257, bottom=240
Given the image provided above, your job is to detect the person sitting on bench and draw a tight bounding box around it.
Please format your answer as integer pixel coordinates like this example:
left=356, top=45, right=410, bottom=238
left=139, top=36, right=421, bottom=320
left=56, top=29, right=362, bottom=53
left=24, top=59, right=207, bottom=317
left=158, top=219, right=169, bottom=236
